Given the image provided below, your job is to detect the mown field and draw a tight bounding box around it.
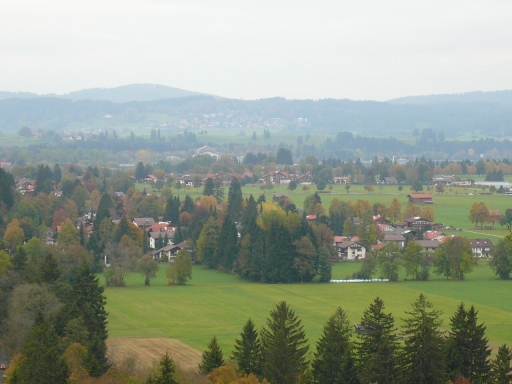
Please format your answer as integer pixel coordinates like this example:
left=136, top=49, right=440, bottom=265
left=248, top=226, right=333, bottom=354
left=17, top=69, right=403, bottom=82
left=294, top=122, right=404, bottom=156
left=105, top=260, right=512, bottom=358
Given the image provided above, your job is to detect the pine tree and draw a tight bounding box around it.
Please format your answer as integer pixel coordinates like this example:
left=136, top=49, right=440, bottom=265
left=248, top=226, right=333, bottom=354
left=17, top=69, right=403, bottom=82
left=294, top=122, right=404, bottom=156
left=216, top=214, right=239, bottom=272
left=40, top=252, right=61, bottom=284
left=227, top=177, right=244, bottom=221
left=312, top=307, right=355, bottom=384
left=203, top=177, right=215, bottom=196
left=315, top=246, right=332, bottom=282
left=147, top=352, right=178, bottom=384
left=198, top=336, right=225, bottom=375
left=356, top=297, right=399, bottom=384
left=15, top=312, right=69, bottom=384
left=260, top=301, right=309, bottom=384
left=401, top=294, right=446, bottom=384
left=447, top=303, right=491, bottom=383
left=264, top=222, right=296, bottom=283
left=71, top=265, right=110, bottom=377
left=240, top=195, right=258, bottom=238
left=490, top=344, right=512, bottom=384
left=232, top=318, right=262, bottom=377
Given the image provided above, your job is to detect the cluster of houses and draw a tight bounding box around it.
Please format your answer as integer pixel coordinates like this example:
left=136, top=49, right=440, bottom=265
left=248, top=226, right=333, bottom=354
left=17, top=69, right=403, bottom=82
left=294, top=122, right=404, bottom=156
left=332, top=214, right=495, bottom=262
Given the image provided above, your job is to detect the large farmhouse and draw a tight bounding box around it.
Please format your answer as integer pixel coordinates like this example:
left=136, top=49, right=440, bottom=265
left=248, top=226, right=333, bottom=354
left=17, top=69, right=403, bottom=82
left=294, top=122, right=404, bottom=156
left=407, top=193, right=433, bottom=204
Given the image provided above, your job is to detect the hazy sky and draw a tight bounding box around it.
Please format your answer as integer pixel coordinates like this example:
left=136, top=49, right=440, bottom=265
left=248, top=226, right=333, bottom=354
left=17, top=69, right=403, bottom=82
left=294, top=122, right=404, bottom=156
left=1, top=0, right=511, bottom=100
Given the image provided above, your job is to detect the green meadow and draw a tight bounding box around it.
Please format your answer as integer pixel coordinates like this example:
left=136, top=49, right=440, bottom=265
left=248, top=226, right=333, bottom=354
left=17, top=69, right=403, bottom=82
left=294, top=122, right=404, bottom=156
left=105, top=261, right=512, bottom=355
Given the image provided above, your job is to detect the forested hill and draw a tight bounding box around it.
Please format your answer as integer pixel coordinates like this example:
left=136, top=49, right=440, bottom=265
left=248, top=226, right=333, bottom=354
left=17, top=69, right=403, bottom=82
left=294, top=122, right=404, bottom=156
left=63, top=83, right=212, bottom=102
left=0, top=92, right=511, bottom=137
left=388, top=89, right=512, bottom=106
left=0, top=84, right=210, bottom=102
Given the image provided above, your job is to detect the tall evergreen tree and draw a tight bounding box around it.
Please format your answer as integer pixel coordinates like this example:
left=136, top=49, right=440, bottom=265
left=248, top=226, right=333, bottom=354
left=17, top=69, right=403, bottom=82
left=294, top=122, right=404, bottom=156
left=0, top=167, right=15, bottom=210
left=401, top=294, right=446, bottom=384
left=52, top=163, right=62, bottom=183
left=14, top=312, right=69, bottom=384
left=227, top=177, right=244, bottom=221
left=198, top=336, right=225, bottom=375
left=315, top=246, right=332, bottom=283
left=216, top=214, right=239, bottom=271
left=197, top=217, right=220, bottom=268
left=213, top=179, right=225, bottom=203
left=163, top=196, right=180, bottom=224
left=260, top=301, right=309, bottom=384
left=240, top=195, right=258, bottom=237
left=146, top=352, right=178, bottom=384
left=264, top=222, right=296, bottom=283
left=232, top=318, right=262, bottom=377
left=313, top=307, right=356, bottom=384
left=203, top=177, right=215, bottom=196
left=356, top=297, right=399, bottom=384
left=71, top=265, right=110, bottom=377
left=182, top=195, right=195, bottom=214
left=447, top=303, right=491, bottom=383
left=490, top=344, right=512, bottom=384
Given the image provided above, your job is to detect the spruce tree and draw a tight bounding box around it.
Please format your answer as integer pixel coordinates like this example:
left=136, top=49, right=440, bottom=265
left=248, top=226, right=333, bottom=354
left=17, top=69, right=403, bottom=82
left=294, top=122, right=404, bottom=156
left=356, top=297, right=399, bottom=384
left=264, top=222, right=296, bottom=283
left=216, top=214, right=239, bottom=272
left=15, top=312, right=69, bottom=384
left=203, top=177, right=215, bottom=196
left=147, top=352, right=178, bottom=384
left=490, top=344, right=512, bottom=384
left=312, top=307, right=356, bottom=384
left=198, top=336, right=225, bottom=375
left=260, top=301, right=309, bottom=384
left=232, top=318, right=262, bottom=377
left=401, top=294, right=446, bottom=384
left=447, top=303, right=491, bottom=383
left=315, top=246, right=332, bottom=283
left=240, top=195, right=258, bottom=238
left=227, top=177, right=244, bottom=221
left=71, top=265, right=110, bottom=377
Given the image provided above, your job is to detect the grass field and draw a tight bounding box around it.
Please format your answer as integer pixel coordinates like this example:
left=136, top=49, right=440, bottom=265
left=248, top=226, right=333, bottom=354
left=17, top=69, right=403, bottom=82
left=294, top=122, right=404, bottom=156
left=105, top=260, right=512, bottom=359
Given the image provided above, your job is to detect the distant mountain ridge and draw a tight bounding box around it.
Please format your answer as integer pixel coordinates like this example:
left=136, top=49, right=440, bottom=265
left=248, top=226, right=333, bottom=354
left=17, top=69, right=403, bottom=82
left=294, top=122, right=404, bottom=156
left=388, top=90, right=512, bottom=105
left=0, top=84, right=215, bottom=102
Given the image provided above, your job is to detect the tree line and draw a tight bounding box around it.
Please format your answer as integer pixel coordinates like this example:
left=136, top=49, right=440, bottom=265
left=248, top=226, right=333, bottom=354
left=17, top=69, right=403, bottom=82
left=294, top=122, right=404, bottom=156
left=197, top=297, right=512, bottom=384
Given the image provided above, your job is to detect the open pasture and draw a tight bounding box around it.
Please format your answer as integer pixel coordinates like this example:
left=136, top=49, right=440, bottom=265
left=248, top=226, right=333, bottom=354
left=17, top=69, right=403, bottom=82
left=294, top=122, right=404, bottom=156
left=105, top=261, right=512, bottom=357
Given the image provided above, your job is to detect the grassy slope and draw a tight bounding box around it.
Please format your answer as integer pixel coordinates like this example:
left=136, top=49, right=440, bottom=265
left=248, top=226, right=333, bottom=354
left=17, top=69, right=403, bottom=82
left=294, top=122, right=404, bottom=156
left=105, top=261, right=512, bottom=355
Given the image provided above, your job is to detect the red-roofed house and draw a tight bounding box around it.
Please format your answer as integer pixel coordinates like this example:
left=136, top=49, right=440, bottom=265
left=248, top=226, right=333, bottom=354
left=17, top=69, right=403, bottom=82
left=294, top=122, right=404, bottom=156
left=423, top=230, right=445, bottom=241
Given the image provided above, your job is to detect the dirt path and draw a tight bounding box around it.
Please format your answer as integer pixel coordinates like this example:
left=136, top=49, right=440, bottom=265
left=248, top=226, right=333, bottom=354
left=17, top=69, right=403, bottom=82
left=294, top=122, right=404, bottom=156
left=107, top=337, right=202, bottom=371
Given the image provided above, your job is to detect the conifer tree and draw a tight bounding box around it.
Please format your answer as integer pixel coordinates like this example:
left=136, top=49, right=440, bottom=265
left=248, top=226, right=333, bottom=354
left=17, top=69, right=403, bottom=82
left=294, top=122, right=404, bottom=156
left=264, top=222, right=296, bottom=283
left=147, top=352, right=178, bottom=384
left=312, top=307, right=355, bottom=384
left=197, top=217, right=220, bottom=268
left=227, top=177, right=244, bottom=221
left=315, top=246, right=332, bottom=282
left=447, top=303, right=491, bottom=383
left=260, top=301, right=309, bottom=384
left=14, top=312, right=69, bottom=384
left=182, top=195, right=195, bottom=214
left=356, top=297, right=399, bottom=384
left=232, top=318, right=262, bottom=377
left=203, top=177, right=215, bottom=196
left=216, top=214, right=239, bottom=271
left=401, top=294, right=446, bottom=384
left=40, top=252, right=61, bottom=284
left=490, top=344, right=512, bottom=384
left=240, top=195, right=258, bottom=237
left=198, top=336, right=225, bottom=375
left=71, top=265, right=110, bottom=377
